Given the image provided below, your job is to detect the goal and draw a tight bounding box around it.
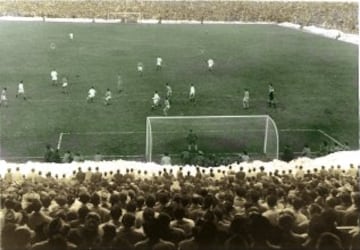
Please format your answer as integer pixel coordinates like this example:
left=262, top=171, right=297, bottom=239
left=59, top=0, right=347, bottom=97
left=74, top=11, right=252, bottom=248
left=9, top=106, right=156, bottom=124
left=145, top=115, right=279, bottom=162
left=107, top=12, right=142, bottom=23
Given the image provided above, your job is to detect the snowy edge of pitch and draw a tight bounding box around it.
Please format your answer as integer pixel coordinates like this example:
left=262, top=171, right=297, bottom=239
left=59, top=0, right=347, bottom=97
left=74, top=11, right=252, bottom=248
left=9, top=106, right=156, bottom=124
left=0, top=16, right=357, bottom=45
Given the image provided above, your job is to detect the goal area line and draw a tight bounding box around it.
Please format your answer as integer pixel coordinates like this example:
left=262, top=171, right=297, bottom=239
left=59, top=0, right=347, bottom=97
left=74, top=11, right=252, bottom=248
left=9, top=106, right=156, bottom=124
left=56, top=128, right=344, bottom=157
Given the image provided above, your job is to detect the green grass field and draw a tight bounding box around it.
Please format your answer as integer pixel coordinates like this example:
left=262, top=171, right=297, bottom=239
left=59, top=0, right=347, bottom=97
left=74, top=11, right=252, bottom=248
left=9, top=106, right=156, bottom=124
left=0, top=22, right=357, bottom=162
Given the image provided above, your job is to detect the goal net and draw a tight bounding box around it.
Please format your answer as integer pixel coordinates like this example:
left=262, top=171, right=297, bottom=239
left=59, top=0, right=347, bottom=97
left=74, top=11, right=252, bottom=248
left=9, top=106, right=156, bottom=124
left=145, top=115, right=279, bottom=163
left=107, top=12, right=142, bottom=23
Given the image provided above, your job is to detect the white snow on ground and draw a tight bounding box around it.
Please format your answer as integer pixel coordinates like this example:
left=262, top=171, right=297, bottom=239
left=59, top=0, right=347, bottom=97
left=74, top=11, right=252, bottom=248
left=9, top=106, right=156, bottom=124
left=0, top=16, right=357, bottom=45
left=0, top=150, right=359, bottom=177
left=279, top=22, right=358, bottom=45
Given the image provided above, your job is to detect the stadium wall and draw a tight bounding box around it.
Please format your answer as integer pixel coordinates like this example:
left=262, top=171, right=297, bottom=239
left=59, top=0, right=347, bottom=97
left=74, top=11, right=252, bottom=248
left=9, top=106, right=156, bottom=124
left=0, top=1, right=357, bottom=33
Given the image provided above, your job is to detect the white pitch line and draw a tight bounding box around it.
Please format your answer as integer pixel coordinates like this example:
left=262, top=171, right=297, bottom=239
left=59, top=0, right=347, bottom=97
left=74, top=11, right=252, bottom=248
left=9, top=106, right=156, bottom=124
left=317, top=129, right=345, bottom=147
left=63, top=131, right=145, bottom=135
left=279, top=129, right=318, bottom=132
left=57, top=132, right=64, bottom=150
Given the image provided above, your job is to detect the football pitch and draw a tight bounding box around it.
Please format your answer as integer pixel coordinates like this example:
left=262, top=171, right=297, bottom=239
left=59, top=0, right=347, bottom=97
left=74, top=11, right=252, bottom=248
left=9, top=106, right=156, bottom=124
left=0, top=22, right=357, bottom=163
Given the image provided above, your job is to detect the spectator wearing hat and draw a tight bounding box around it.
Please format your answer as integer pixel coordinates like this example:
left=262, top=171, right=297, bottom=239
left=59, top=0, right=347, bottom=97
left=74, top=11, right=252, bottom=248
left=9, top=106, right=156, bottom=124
left=277, top=212, right=305, bottom=250
left=90, top=192, right=110, bottom=223
left=13, top=227, right=33, bottom=250
left=135, top=194, right=159, bottom=228
left=135, top=218, right=176, bottom=250
left=170, top=205, right=195, bottom=237
left=68, top=212, right=102, bottom=250
left=158, top=212, right=185, bottom=246
left=21, top=184, right=40, bottom=210
left=32, top=217, right=76, bottom=250
left=117, top=213, right=145, bottom=245
left=262, top=195, right=280, bottom=226
left=4, top=168, right=12, bottom=184
left=316, top=232, right=345, bottom=250
left=179, top=218, right=219, bottom=250
left=343, top=192, right=360, bottom=226
left=99, top=224, right=117, bottom=249
left=3, top=199, right=22, bottom=226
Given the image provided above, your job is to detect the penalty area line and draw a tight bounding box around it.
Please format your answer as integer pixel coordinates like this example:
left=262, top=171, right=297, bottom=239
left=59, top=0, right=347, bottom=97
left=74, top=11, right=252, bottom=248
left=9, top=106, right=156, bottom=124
left=317, top=129, right=345, bottom=148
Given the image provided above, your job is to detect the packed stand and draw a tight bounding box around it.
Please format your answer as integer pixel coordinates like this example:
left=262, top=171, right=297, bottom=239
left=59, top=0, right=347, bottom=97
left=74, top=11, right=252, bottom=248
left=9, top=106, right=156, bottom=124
left=0, top=1, right=357, bottom=33
left=1, top=163, right=359, bottom=250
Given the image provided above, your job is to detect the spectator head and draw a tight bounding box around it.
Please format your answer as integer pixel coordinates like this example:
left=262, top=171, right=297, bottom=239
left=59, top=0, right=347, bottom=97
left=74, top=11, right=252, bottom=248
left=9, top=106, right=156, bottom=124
left=321, top=209, right=337, bottom=228
left=110, top=205, right=122, bottom=221
left=136, top=196, right=145, bottom=209
left=84, top=212, right=101, bottom=232
left=14, top=227, right=32, bottom=248
left=195, top=220, right=218, bottom=244
left=145, top=194, right=156, bottom=208
left=173, top=206, right=186, bottom=221
left=158, top=191, right=170, bottom=205
left=230, top=215, right=249, bottom=236
left=339, top=192, right=352, bottom=206
left=308, top=214, right=327, bottom=240
left=48, top=217, right=67, bottom=238
left=31, top=199, right=42, bottom=213
left=249, top=190, right=260, bottom=203
left=126, top=201, right=137, bottom=213
left=157, top=212, right=171, bottom=229
left=110, top=193, right=120, bottom=206
left=41, top=195, right=51, bottom=209
left=48, top=234, right=68, bottom=250
left=91, top=193, right=101, bottom=207
left=78, top=206, right=90, bottom=222
left=308, top=203, right=322, bottom=218
left=316, top=232, right=344, bottom=250
left=143, top=207, right=155, bottom=222
left=119, top=192, right=128, bottom=204
left=203, top=194, right=214, bottom=209
left=79, top=191, right=90, bottom=204
left=249, top=214, right=271, bottom=242
left=235, top=186, right=247, bottom=197
left=351, top=192, right=360, bottom=208
left=278, top=213, right=295, bottom=232
left=143, top=219, right=160, bottom=240
left=102, top=224, right=116, bottom=241
left=266, top=195, right=277, bottom=208
left=122, top=213, right=136, bottom=228
left=292, top=197, right=304, bottom=211
left=4, top=199, right=14, bottom=210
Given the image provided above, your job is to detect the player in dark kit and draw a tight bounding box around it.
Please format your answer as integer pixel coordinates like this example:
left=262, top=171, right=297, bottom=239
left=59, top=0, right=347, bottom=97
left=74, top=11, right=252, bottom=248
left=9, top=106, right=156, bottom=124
left=268, top=83, right=276, bottom=108
left=186, top=129, right=198, bottom=152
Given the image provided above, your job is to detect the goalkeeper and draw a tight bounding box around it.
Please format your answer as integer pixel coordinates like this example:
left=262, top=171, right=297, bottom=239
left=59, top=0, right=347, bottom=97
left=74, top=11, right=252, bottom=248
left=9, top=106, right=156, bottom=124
left=186, top=129, right=198, bottom=152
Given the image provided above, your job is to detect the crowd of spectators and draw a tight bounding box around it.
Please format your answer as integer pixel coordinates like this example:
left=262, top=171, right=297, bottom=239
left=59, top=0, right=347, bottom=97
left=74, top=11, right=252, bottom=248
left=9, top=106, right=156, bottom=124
left=0, top=1, right=357, bottom=33
left=1, top=162, right=359, bottom=250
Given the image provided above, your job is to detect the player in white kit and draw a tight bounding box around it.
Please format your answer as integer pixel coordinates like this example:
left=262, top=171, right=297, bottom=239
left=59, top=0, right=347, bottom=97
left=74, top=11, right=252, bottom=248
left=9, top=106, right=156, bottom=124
left=152, top=91, right=161, bottom=109
left=163, top=97, right=170, bottom=116
left=62, top=77, right=69, bottom=94
left=16, top=80, right=26, bottom=100
left=87, top=87, right=96, bottom=103
left=156, top=57, right=163, bottom=71
left=189, top=84, right=196, bottom=103
left=137, top=62, right=144, bottom=76
left=51, top=69, right=58, bottom=86
left=207, top=58, right=214, bottom=72
left=243, top=88, right=250, bottom=109
left=0, top=88, right=8, bottom=107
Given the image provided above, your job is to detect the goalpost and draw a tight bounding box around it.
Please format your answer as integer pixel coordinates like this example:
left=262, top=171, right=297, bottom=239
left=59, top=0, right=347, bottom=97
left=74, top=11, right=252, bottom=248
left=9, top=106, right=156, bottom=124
left=145, top=115, right=279, bottom=162
left=107, top=12, right=142, bottom=23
